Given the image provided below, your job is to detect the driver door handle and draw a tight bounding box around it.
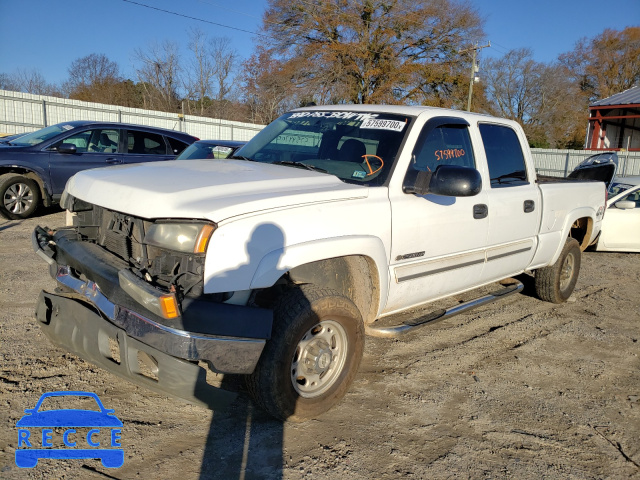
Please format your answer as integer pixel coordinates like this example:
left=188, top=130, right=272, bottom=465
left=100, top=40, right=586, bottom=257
left=473, top=204, right=488, bottom=219
left=105, top=157, right=123, bottom=164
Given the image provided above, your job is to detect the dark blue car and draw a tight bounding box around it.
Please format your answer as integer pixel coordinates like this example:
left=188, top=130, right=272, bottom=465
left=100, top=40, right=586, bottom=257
left=15, top=391, right=124, bottom=468
left=0, top=121, right=198, bottom=219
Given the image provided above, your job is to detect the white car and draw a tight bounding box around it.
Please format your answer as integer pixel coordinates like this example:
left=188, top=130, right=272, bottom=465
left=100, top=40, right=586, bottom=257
left=595, top=176, right=640, bottom=252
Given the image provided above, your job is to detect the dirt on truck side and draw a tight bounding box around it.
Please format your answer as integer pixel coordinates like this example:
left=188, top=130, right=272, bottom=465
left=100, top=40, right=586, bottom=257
left=1, top=209, right=639, bottom=479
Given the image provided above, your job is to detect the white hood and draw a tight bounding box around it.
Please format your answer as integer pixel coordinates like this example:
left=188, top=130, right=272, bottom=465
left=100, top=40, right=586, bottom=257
left=66, top=159, right=368, bottom=221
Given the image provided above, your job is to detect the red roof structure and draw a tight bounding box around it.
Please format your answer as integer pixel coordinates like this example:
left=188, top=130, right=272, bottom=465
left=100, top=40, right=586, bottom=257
left=586, top=86, right=640, bottom=151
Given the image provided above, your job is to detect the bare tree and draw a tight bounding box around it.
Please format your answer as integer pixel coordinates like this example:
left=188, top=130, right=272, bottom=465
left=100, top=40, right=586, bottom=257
left=1, top=68, right=59, bottom=96
left=63, top=54, right=123, bottom=103
left=183, top=29, right=239, bottom=118
left=133, top=41, right=182, bottom=112
left=483, top=48, right=586, bottom=148
left=184, top=28, right=216, bottom=115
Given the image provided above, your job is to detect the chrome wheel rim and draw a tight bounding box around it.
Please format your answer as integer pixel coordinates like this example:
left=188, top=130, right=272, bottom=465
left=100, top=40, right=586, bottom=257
left=4, top=182, right=34, bottom=214
left=559, top=253, right=575, bottom=291
left=291, top=319, right=348, bottom=398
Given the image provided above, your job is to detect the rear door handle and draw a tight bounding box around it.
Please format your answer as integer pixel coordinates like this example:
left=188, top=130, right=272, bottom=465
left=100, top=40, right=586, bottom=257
left=473, top=204, right=488, bottom=219
left=524, top=200, right=535, bottom=213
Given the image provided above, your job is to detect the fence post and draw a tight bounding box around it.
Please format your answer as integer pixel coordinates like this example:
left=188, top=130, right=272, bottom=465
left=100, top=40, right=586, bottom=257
left=118, top=110, right=122, bottom=123
left=564, top=151, right=570, bottom=177
left=42, top=100, right=47, bottom=127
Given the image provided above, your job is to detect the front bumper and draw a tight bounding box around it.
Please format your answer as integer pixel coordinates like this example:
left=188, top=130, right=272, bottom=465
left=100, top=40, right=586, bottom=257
left=32, top=226, right=273, bottom=408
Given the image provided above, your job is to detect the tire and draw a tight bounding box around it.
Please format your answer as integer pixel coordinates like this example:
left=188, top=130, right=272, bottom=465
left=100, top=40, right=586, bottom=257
left=534, top=238, right=581, bottom=303
left=247, top=285, right=365, bottom=422
left=0, top=173, right=41, bottom=219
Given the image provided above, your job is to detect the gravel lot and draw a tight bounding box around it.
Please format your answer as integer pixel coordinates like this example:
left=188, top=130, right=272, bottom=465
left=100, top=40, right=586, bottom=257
left=1, top=208, right=639, bottom=479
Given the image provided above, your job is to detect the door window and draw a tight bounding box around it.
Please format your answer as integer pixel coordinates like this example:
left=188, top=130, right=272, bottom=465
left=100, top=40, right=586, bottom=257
left=479, top=124, right=528, bottom=187
left=167, top=136, right=189, bottom=155
left=127, top=130, right=167, bottom=155
left=52, top=129, right=119, bottom=153
left=409, top=124, right=475, bottom=173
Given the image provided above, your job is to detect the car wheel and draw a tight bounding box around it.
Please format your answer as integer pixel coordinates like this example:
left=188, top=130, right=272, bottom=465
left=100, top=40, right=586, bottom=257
left=0, top=173, right=41, bottom=219
left=247, top=285, right=364, bottom=422
left=534, top=237, right=581, bottom=303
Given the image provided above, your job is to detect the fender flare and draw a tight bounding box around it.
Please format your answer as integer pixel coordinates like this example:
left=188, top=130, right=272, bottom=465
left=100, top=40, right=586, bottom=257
left=250, top=235, right=390, bottom=317
left=548, top=207, right=595, bottom=266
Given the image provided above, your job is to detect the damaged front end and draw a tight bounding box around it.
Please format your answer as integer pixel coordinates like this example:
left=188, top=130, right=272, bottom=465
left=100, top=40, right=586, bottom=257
left=32, top=195, right=273, bottom=409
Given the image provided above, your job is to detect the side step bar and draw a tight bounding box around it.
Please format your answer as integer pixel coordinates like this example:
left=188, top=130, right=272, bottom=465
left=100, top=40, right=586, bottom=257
left=366, top=280, right=524, bottom=338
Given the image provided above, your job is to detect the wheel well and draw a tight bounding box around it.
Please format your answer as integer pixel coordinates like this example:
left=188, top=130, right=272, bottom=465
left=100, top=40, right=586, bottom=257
left=569, top=217, right=593, bottom=251
left=0, top=167, right=50, bottom=207
left=283, top=255, right=381, bottom=324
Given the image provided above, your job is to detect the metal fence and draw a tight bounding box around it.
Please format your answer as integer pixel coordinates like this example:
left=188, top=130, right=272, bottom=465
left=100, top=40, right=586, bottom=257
left=0, top=89, right=264, bottom=141
left=3, top=89, right=640, bottom=178
left=532, top=148, right=640, bottom=178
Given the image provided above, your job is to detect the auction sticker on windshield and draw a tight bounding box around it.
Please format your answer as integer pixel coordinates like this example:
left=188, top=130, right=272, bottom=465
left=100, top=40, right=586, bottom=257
left=360, top=118, right=406, bottom=132
left=15, top=391, right=124, bottom=469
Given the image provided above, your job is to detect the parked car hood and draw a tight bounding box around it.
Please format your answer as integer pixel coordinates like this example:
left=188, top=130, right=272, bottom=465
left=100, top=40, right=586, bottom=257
left=66, top=159, right=369, bottom=221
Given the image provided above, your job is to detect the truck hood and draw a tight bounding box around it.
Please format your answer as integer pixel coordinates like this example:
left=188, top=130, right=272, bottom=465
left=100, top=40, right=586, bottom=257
left=66, top=159, right=368, bottom=221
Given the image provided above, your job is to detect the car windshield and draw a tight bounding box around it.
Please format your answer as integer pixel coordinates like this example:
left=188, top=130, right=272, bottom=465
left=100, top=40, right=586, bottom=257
left=610, top=182, right=636, bottom=197
left=10, top=124, right=72, bottom=147
left=176, top=142, right=235, bottom=160
left=234, top=111, right=413, bottom=185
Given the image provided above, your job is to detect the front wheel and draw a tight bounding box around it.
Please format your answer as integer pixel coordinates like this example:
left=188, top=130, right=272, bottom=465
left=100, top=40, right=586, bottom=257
left=534, top=237, right=581, bottom=303
left=247, top=285, right=364, bottom=422
left=0, top=173, right=41, bottom=219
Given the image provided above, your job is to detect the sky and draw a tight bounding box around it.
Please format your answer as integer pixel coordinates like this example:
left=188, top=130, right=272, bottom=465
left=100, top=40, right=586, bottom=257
left=0, top=0, right=638, bottom=87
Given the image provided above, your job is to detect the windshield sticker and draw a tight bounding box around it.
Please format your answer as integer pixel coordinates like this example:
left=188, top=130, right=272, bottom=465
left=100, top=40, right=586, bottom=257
left=360, top=118, right=406, bottom=132
left=289, top=111, right=380, bottom=122
left=435, top=148, right=466, bottom=161
left=352, top=170, right=367, bottom=179
left=61, top=125, right=74, bottom=131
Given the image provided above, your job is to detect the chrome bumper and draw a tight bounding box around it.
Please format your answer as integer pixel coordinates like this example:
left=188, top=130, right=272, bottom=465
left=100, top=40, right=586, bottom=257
left=52, top=265, right=265, bottom=374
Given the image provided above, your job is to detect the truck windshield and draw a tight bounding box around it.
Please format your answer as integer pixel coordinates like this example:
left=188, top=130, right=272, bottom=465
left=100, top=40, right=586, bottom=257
left=235, top=111, right=413, bottom=185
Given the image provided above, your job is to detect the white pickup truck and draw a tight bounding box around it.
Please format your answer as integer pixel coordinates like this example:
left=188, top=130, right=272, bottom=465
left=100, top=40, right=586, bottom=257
left=33, top=105, right=614, bottom=421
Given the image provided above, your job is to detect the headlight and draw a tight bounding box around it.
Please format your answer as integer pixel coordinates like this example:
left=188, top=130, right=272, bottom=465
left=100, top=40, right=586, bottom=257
left=144, top=222, right=216, bottom=253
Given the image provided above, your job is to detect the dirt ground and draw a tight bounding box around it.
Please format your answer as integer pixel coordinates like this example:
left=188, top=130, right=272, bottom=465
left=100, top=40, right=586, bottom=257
left=0, top=208, right=639, bottom=480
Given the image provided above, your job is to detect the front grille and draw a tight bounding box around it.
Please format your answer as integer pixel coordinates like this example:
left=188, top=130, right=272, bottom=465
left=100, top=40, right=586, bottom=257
left=74, top=203, right=207, bottom=299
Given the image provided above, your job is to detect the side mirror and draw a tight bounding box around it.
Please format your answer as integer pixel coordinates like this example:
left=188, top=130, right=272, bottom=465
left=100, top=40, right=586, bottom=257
left=57, top=143, right=77, bottom=154
left=615, top=200, right=636, bottom=210
left=403, top=165, right=482, bottom=197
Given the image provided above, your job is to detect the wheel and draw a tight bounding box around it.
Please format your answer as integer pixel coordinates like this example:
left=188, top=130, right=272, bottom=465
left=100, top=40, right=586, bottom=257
left=0, top=173, right=41, bottom=219
left=534, top=238, right=581, bottom=303
left=247, top=285, right=364, bottom=422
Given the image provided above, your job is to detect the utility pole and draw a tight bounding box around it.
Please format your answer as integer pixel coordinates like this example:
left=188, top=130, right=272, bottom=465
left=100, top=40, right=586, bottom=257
left=460, top=42, right=491, bottom=112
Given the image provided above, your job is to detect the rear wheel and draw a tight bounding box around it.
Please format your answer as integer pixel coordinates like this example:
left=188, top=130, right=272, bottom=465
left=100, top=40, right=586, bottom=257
left=0, top=173, right=41, bottom=219
left=247, top=285, right=364, bottom=422
left=534, top=238, right=581, bottom=303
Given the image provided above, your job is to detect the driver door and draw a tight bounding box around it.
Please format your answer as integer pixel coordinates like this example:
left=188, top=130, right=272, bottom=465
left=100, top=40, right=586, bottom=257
left=385, top=118, right=489, bottom=314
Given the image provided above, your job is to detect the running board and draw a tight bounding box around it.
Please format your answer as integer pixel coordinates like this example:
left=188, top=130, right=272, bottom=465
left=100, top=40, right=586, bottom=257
left=366, top=280, right=524, bottom=338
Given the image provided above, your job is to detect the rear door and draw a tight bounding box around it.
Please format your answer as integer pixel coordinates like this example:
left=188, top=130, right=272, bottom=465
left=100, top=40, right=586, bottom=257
left=476, top=123, right=541, bottom=283
left=123, top=129, right=174, bottom=164
left=48, top=128, right=122, bottom=195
